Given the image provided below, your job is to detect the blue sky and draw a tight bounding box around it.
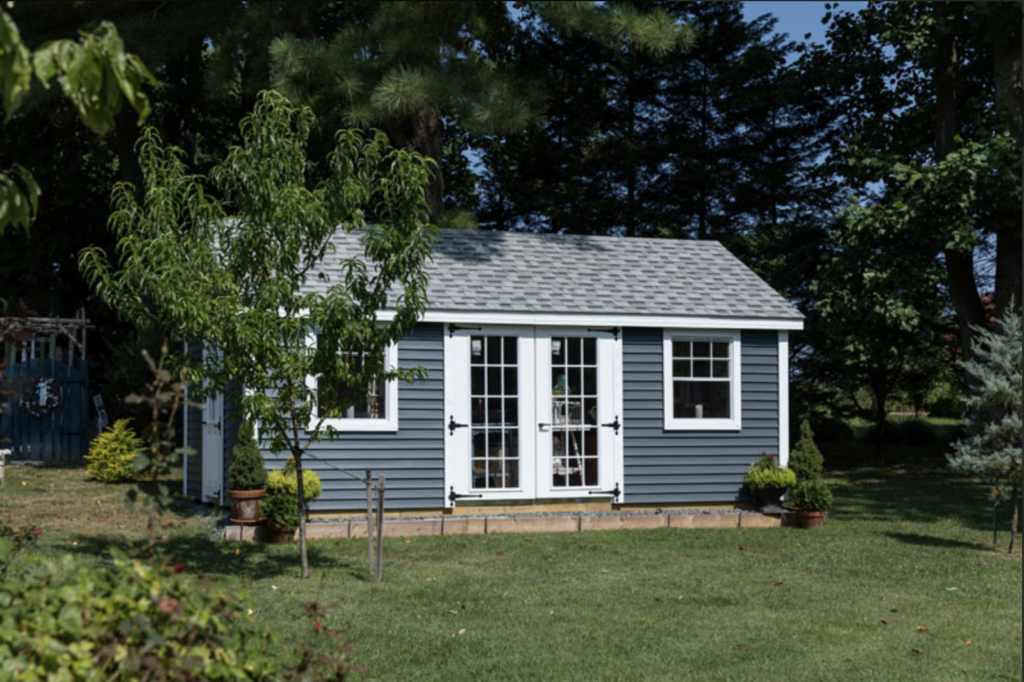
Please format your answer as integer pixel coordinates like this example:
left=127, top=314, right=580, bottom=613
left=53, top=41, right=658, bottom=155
left=742, top=1, right=868, bottom=46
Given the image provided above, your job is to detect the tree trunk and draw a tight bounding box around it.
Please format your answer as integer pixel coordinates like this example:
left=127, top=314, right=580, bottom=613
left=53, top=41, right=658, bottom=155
left=872, top=385, right=887, bottom=459
left=934, top=11, right=986, bottom=394
left=293, top=450, right=310, bottom=579
left=991, top=4, right=1023, bottom=318
left=385, top=107, right=444, bottom=220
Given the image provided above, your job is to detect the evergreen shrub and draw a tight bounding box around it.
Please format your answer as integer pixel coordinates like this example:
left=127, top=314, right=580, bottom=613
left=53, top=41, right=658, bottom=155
left=228, top=421, right=267, bottom=490
left=85, top=419, right=145, bottom=483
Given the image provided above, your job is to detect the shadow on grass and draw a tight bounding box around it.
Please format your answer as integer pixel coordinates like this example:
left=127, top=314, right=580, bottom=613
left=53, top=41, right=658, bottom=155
left=66, top=530, right=370, bottom=582
left=831, top=466, right=994, bottom=531
left=883, top=531, right=996, bottom=552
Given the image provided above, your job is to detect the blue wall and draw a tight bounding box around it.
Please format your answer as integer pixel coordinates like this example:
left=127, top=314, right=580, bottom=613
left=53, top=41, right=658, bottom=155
left=262, top=323, right=446, bottom=511
left=621, top=328, right=780, bottom=504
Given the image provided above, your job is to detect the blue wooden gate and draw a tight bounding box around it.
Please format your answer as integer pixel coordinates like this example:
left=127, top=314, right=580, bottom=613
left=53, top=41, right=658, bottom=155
left=1, top=358, right=89, bottom=461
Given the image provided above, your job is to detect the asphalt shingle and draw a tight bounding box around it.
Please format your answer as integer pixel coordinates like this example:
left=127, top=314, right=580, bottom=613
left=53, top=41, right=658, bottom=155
left=308, top=228, right=803, bottom=320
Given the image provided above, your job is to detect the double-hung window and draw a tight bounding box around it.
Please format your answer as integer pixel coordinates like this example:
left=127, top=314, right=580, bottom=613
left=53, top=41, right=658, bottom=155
left=307, top=336, right=399, bottom=432
left=663, top=330, right=741, bottom=431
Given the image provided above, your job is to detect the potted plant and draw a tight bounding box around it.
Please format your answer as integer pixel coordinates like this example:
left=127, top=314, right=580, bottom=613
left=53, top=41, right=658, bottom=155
left=790, top=479, right=833, bottom=529
left=743, top=452, right=796, bottom=509
left=260, top=461, right=323, bottom=543
left=226, top=422, right=268, bottom=525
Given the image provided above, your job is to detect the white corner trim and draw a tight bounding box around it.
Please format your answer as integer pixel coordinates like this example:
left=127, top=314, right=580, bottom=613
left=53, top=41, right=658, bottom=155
left=305, top=339, right=399, bottom=433
left=662, top=329, right=743, bottom=432
left=373, top=309, right=804, bottom=331
left=613, top=334, right=625, bottom=503
left=778, top=331, right=790, bottom=467
left=182, top=342, right=189, bottom=498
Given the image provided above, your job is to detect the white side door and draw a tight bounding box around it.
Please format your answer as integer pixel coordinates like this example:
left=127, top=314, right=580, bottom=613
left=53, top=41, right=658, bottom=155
left=201, top=346, right=224, bottom=504
left=444, top=328, right=536, bottom=505
left=535, top=330, right=620, bottom=499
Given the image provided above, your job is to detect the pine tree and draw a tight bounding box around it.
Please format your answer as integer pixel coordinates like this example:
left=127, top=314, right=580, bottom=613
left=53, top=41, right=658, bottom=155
left=788, top=419, right=824, bottom=483
left=947, top=307, right=1023, bottom=553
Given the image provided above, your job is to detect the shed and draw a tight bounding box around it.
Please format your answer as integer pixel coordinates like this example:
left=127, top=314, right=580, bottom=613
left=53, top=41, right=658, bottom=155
left=185, top=228, right=804, bottom=514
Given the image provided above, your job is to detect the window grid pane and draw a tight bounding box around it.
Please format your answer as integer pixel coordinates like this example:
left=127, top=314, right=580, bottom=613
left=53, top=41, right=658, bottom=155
left=551, top=336, right=599, bottom=489
left=471, top=336, right=519, bottom=490
left=671, top=337, right=733, bottom=420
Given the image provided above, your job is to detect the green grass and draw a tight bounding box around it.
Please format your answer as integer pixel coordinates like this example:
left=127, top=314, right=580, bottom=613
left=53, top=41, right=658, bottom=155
left=2, top=463, right=1021, bottom=681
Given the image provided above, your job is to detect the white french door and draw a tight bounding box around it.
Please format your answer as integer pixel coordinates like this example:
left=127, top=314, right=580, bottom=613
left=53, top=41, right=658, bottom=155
left=444, top=327, right=622, bottom=506
left=535, top=330, right=618, bottom=498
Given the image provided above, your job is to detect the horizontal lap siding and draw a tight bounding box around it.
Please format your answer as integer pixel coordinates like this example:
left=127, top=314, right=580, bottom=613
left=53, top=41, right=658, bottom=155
left=263, top=324, right=445, bottom=511
left=622, top=328, right=779, bottom=504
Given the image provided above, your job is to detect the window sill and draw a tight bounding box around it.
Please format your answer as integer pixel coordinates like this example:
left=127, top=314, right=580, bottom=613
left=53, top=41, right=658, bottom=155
left=309, top=419, right=399, bottom=434
left=664, top=418, right=742, bottom=432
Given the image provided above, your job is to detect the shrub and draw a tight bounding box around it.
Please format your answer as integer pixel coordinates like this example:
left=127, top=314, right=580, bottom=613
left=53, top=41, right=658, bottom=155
left=743, top=453, right=796, bottom=491
left=85, top=418, right=145, bottom=483
left=228, top=421, right=267, bottom=490
left=267, top=461, right=323, bottom=501
left=0, top=551, right=349, bottom=680
left=792, top=479, right=833, bottom=512
left=262, top=490, right=301, bottom=529
left=789, top=419, right=824, bottom=482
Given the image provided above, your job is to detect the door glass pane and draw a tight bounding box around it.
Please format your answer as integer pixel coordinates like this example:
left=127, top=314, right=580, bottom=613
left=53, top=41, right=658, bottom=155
left=551, top=335, right=600, bottom=489
left=470, top=335, right=520, bottom=489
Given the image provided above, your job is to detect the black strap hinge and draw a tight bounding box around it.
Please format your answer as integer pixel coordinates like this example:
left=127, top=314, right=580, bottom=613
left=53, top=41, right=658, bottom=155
left=449, top=486, right=484, bottom=505
left=601, top=415, right=621, bottom=435
left=588, top=482, right=622, bottom=502
left=448, top=415, right=468, bottom=435
left=448, top=323, right=482, bottom=338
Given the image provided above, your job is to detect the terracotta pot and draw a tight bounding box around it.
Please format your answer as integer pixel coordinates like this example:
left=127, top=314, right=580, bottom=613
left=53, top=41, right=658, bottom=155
left=796, top=509, right=827, bottom=529
left=227, top=488, right=266, bottom=525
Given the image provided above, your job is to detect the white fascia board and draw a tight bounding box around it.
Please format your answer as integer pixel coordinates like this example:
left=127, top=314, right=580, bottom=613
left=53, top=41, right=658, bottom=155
left=373, top=309, right=804, bottom=331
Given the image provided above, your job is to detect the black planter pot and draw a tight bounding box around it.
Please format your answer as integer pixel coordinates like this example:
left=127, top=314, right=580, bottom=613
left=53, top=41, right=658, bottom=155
left=752, top=485, right=788, bottom=509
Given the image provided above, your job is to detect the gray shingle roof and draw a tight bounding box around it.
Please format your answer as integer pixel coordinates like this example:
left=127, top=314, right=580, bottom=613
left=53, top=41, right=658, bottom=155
left=311, top=228, right=803, bottom=320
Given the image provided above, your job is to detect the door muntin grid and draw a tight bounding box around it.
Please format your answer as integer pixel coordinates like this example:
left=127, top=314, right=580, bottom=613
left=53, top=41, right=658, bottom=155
left=550, top=336, right=599, bottom=488
left=470, top=336, right=519, bottom=490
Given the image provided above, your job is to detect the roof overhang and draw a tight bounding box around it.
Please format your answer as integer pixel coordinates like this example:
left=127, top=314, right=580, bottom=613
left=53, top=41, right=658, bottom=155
left=376, top=309, right=804, bottom=331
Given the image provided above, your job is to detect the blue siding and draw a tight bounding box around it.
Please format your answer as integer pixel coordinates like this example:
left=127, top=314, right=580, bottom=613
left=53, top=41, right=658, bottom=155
left=185, top=342, right=204, bottom=500
left=622, top=328, right=780, bottom=504
left=262, top=323, right=445, bottom=511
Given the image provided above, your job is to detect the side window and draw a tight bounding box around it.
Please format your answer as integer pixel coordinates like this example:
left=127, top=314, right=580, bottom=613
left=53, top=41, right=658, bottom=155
left=664, top=332, right=741, bottom=431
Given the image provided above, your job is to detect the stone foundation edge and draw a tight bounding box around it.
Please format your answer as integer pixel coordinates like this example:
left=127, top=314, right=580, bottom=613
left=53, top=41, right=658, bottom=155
left=221, top=511, right=781, bottom=542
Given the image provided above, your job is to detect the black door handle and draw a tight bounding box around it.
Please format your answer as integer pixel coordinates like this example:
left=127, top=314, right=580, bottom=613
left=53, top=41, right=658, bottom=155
left=601, top=416, right=621, bottom=435
left=448, top=415, right=468, bottom=436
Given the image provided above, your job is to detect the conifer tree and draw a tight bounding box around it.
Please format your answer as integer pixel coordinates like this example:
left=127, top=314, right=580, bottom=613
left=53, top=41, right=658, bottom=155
left=788, top=419, right=824, bottom=483
left=948, top=307, right=1022, bottom=553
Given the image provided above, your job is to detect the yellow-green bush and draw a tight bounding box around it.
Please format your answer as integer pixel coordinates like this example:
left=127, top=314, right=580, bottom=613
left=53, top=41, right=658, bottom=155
left=85, top=419, right=145, bottom=483
left=267, top=461, right=322, bottom=501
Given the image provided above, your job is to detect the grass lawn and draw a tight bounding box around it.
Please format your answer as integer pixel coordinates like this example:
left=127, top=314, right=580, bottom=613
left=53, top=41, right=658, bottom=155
left=1, top=463, right=1021, bottom=681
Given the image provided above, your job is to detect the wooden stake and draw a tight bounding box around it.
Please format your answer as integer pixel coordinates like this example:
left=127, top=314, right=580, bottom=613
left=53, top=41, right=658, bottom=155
left=375, top=474, right=386, bottom=583
left=366, top=468, right=374, bottom=576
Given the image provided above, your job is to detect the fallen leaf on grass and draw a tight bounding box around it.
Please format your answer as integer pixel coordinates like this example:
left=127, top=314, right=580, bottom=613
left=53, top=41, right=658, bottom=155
left=271, top=585, right=278, bottom=590
left=611, top=591, right=620, bottom=595
left=880, top=620, right=889, bottom=625
left=774, top=582, right=784, bottom=587
left=458, top=629, right=466, bottom=635
left=733, top=645, right=745, bottom=650
left=496, top=548, right=505, bottom=556
left=964, top=640, right=972, bottom=645
left=916, top=626, right=929, bottom=632
left=890, top=608, right=899, bottom=613
left=911, top=648, right=923, bottom=655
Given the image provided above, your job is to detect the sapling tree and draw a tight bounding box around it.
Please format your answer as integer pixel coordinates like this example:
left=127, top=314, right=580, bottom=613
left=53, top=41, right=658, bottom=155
left=81, top=90, right=436, bottom=578
left=947, top=306, right=1023, bottom=553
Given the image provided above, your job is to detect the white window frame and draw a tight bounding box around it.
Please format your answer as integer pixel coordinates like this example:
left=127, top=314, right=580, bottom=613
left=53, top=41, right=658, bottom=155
left=663, top=329, right=742, bottom=431
left=305, top=334, right=399, bottom=433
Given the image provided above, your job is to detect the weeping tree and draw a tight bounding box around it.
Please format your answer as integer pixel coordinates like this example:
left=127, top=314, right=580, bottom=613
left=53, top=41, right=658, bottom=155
left=81, top=91, right=436, bottom=578
left=948, top=306, right=1022, bottom=553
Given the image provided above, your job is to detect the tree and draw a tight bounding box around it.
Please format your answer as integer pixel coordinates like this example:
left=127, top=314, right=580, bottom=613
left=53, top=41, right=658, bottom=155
left=948, top=306, right=1022, bottom=553
left=268, top=1, right=693, bottom=219
left=801, top=2, right=1022, bottom=390
left=0, top=9, right=154, bottom=233
left=80, top=91, right=437, bottom=578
